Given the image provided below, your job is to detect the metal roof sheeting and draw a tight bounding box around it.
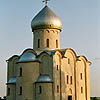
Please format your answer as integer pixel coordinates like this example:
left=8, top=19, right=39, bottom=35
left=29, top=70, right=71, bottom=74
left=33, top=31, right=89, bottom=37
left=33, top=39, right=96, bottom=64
left=36, top=75, right=53, bottom=83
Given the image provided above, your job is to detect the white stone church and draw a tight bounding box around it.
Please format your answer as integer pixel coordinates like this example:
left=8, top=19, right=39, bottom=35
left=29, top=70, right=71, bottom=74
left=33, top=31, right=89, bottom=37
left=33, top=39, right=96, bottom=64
left=6, top=2, right=91, bottom=100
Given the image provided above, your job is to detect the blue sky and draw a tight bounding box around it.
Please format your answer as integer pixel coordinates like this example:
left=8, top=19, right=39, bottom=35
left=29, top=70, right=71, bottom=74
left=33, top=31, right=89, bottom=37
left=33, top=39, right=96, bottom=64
left=0, top=0, right=100, bottom=97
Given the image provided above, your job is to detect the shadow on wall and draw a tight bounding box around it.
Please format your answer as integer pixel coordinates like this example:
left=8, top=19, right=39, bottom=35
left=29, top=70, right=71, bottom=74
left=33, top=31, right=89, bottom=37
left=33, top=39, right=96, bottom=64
left=0, top=96, right=6, bottom=100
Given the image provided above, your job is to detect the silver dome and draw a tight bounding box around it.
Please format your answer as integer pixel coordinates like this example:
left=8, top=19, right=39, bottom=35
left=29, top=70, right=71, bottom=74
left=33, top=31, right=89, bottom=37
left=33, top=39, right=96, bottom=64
left=36, top=75, right=53, bottom=83
left=18, top=52, right=39, bottom=63
left=31, top=6, right=62, bottom=31
left=8, top=77, right=16, bottom=84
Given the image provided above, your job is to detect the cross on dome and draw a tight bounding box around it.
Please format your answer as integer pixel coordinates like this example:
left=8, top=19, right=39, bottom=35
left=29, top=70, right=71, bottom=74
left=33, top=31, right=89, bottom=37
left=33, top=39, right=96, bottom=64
left=42, top=0, right=50, bottom=6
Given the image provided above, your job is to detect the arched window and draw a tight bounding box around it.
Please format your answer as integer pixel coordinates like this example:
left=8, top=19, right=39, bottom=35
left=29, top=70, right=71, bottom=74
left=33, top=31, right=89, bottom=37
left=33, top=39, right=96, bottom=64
left=56, top=40, right=58, bottom=48
left=81, top=87, right=83, bottom=93
left=20, top=68, right=22, bottom=77
left=70, top=76, right=72, bottom=84
left=39, top=86, right=42, bottom=94
left=57, top=65, right=59, bottom=70
left=19, top=86, right=22, bottom=95
left=46, top=39, right=49, bottom=48
left=67, top=75, right=69, bottom=84
left=68, top=58, right=70, bottom=64
left=80, top=73, right=82, bottom=80
left=68, top=96, right=72, bottom=100
left=38, top=39, right=40, bottom=48
left=57, top=85, right=59, bottom=93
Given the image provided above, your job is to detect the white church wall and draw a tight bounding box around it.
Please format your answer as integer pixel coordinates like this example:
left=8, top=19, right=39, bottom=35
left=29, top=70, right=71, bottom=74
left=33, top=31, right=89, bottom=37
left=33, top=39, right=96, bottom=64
left=16, top=62, right=39, bottom=100
left=61, top=49, right=76, bottom=100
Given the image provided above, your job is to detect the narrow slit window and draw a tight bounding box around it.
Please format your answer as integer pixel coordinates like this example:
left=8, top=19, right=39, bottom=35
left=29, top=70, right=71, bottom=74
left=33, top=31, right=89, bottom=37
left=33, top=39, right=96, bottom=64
left=19, top=86, right=22, bottom=95
left=56, top=40, right=58, bottom=48
left=57, top=85, right=59, bottom=93
left=38, top=39, right=40, bottom=48
left=81, top=87, right=83, bottom=93
left=57, top=65, right=59, bottom=70
left=39, top=86, right=42, bottom=94
left=70, top=76, right=72, bottom=84
left=7, top=88, right=10, bottom=96
left=20, top=68, right=22, bottom=76
left=47, top=39, right=49, bottom=48
left=67, top=75, right=69, bottom=84
left=80, top=73, right=82, bottom=80
left=68, top=58, right=70, bottom=64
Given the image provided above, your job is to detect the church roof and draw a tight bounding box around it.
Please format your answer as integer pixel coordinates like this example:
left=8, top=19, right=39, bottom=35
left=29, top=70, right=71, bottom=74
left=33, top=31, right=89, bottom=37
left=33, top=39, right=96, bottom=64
left=36, top=75, right=53, bottom=83
left=31, top=6, right=62, bottom=31
left=7, top=77, right=16, bottom=84
left=7, top=55, right=19, bottom=62
left=17, top=52, right=40, bottom=63
left=14, top=48, right=90, bottom=64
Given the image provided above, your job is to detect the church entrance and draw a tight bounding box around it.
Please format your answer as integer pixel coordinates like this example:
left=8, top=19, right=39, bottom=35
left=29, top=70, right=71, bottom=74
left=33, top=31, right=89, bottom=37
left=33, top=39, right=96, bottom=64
left=68, top=96, right=72, bottom=100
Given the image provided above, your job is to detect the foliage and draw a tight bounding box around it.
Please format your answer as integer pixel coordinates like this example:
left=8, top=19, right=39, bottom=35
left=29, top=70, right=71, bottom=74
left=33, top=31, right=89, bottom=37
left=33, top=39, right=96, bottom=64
left=91, top=97, right=100, bottom=100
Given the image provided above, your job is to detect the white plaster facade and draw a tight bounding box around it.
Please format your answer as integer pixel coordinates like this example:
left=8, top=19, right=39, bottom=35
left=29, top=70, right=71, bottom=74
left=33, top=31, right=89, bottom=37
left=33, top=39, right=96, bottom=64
left=6, top=4, right=91, bottom=100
